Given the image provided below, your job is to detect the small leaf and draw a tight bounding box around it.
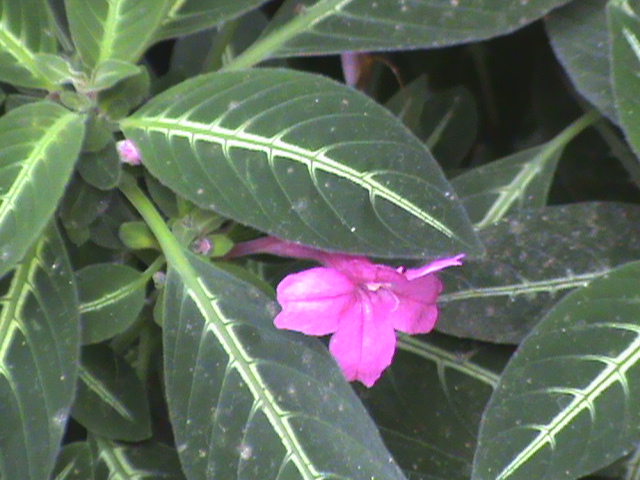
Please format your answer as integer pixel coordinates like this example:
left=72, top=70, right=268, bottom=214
left=609, top=0, right=640, bottom=157
left=0, top=0, right=59, bottom=89
left=121, top=69, right=482, bottom=259
left=359, top=333, right=509, bottom=480
left=91, top=437, right=185, bottom=480
left=98, top=66, right=150, bottom=120
left=72, top=344, right=152, bottom=441
left=452, top=111, right=597, bottom=229
left=254, top=0, right=575, bottom=59
left=163, top=251, right=408, bottom=479
left=436, top=202, right=640, bottom=344
left=545, top=0, right=617, bottom=121
left=0, top=224, right=80, bottom=479
left=156, top=0, right=269, bottom=40
left=90, top=59, right=142, bottom=91
left=77, top=263, right=148, bottom=344
left=33, top=53, right=74, bottom=85
left=59, top=178, right=112, bottom=231
left=52, top=442, right=95, bottom=480
left=0, top=101, right=85, bottom=280
left=473, top=260, right=640, bottom=480
left=76, top=140, right=123, bottom=191
left=65, top=0, right=173, bottom=70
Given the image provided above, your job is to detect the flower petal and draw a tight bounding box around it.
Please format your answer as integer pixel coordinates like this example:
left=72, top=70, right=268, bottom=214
left=389, top=274, right=443, bottom=334
left=274, top=267, right=355, bottom=335
left=404, top=253, right=465, bottom=280
left=329, top=292, right=397, bottom=387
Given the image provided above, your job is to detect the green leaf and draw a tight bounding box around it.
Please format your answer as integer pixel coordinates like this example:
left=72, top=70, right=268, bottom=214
left=98, top=66, right=150, bottom=120
left=59, top=178, right=112, bottom=231
left=76, top=140, right=122, bottom=191
left=89, top=59, right=142, bottom=91
left=121, top=69, right=482, bottom=259
left=0, top=224, right=80, bottom=480
left=545, top=0, right=617, bottom=121
left=609, top=0, right=640, bottom=157
left=65, top=0, right=172, bottom=70
left=0, top=101, right=85, bottom=280
left=452, top=112, right=597, bottom=229
left=52, top=442, right=95, bottom=480
left=156, top=0, right=269, bottom=40
left=33, top=53, right=74, bottom=85
left=230, top=0, right=574, bottom=65
left=436, top=202, right=640, bottom=344
left=91, top=437, right=185, bottom=480
left=0, top=0, right=59, bottom=89
left=472, top=260, right=640, bottom=480
left=77, top=263, right=148, bottom=344
left=359, top=333, right=509, bottom=480
left=163, top=250, right=409, bottom=479
left=72, top=344, right=152, bottom=441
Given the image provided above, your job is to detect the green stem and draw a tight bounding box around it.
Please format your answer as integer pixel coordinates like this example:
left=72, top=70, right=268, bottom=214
left=222, top=0, right=350, bottom=71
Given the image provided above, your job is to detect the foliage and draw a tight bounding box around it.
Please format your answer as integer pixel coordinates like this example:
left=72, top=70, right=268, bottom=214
left=0, top=0, right=639, bottom=479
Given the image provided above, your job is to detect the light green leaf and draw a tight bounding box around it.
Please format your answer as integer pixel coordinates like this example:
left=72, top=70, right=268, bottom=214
left=77, top=263, right=149, bottom=344
left=89, top=59, right=142, bottom=91
left=0, top=0, right=59, bottom=89
left=91, top=437, right=185, bottom=480
left=162, top=250, right=408, bottom=479
left=72, top=344, right=152, bottom=441
left=473, top=260, right=640, bottom=480
left=227, top=0, right=574, bottom=67
left=52, top=442, right=95, bottom=480
left=156, top=0, right=269, bottom=40
left=452, top=111, right=598, bottom=229
left=0, top=101, right=85, bottom=280
left=121, top=69, right=482, bottom=259
left=436, top=202, right=640, bottom=344
left=609, top=0, right=640, bottom=157
left=359, top=333, right=508, bottom=480
left=65, top=0, right=173, bottom=70
left=33, top=53, right=74, bottom=85
left=0, top=224, right=80, bottom=480
left=545, top=0, right=617, bottom=121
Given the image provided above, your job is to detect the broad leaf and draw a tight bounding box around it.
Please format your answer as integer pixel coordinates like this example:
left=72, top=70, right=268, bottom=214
left=65, top=0, right=172, bottom=70
left=451, top=112, right=597, bottom=229
left=0, top=101, right=85, bottom=280
left=91, top=437, right=185, bottom=480
left=76, top=140, right=122, bottom=191
left=473, top=260, right=640, bottom=480
left=358, top=333, right=509, bottom=480
left=609, top=0, right=640, bottom=157
left=0, top=0, right=59, bottom=89
left=59, top=178, right=112, bottom=231
left=156, top=0, right=269, bottom=40
left=77, top=263, right=148, bottom=344
left=0, top=224, right=80, bottom=480
left=121, top=69, right=482, bottom=259
left=163, top=250, right=408, bottom=479
left=52, top=442, right=95, bottom=480
left=436, top=202, right=640, bottom=344
left=251, top=0, right=575, bottom=59
left=545, top=0, right=617, bottom=121
left=72, top=344, right=152, bottom=441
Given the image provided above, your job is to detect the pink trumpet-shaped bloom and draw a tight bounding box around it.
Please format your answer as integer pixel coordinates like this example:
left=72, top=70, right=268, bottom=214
left=227, top=237, right=464, bottom=387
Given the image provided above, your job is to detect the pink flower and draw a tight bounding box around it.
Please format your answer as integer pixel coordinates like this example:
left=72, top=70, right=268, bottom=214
left=117, top=139, right=142, bottom=165
left=227, top=237, right=464, bottom=387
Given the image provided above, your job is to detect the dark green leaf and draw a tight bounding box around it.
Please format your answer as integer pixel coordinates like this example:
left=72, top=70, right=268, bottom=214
left=436, top=202, right=640, bottom=344
left=0, top=0, right=59, bottom=89
left=52, top=442, right=95, bottom=480
left=72, top=344, right=152, bottom=441
left=452, top=112, right=597, bottom=229
left=91, top=437, right=185, bottom=480
left=98, top=66, right=150, bottom=120
left=59, top=178, right=112, bottom=231
left=89, top=194, right=137, bottom=250
left=473, top=260, right=640, bottom=480
left=359, top=333, right=509, bottom=480
left=0, top=224, right=80, bottom=479
left=609, top=0, right=640, bottom=157
left=121, top=69, right=482, bottom=259
left=0, top=101, right=85, bottom=280
left=253, top=0, right=575, bottom=59
left=77, top=263, right=148, bottom=344
left=163, top=251, right=408, bottom=479
left=545, top=0, right=617, bottom=121
left=156, top=0, right=269, bottom=40
left=76, top=140, right=122, bottom=191
left=65, top=0, right=173, bottom=70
